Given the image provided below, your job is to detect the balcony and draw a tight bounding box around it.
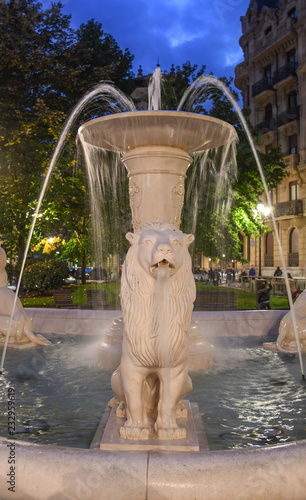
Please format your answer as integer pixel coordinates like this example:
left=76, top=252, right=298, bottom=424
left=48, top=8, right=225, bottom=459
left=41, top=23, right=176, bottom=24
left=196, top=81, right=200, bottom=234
left=272, top=199, right=303, bottom=218
left=256, top=118, right=276, bottom=134
left=273, top=62, right=298, bottom=85
left=278, top=107, right=299, bottom=127
left=288, top=253, right=299, bottom=267
left=253, top=17, right=297, bottom=59
left=284, top=154, right=299, bottom=167
left=235, top=61, right=249, bottom=79
left=252, top=77, right=274, bottom=98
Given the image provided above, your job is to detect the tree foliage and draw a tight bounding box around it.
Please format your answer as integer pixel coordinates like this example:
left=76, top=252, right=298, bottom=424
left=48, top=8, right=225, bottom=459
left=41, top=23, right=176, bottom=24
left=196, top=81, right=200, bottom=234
left=0, top=0, right=134, bottom=265
left=22, top=259, right=70, bottom=292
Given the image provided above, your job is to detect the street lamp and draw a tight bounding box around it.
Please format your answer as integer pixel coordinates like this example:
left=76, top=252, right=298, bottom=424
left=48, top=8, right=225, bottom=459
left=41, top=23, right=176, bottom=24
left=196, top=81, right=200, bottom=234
left=256, top=203, right=271, bottom=277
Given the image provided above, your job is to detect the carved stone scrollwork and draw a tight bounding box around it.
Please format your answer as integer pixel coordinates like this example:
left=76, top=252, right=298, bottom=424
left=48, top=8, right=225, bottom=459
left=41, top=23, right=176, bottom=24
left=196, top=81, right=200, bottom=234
left=171, top=177, right=185, bottom=227
left=129, top=180, right=142, bottom=231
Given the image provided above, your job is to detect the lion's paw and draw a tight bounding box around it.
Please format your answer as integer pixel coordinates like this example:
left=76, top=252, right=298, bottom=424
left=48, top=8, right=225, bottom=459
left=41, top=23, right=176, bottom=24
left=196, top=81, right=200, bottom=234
left=120, top=425, right=150, bottom=440
left=176, top=402, right=188, bottom=418
left=116, top=401, right=127, bottom=418
left=108, top=396, right=119, bottom=408
left=157, top=426, right=186, bottom=440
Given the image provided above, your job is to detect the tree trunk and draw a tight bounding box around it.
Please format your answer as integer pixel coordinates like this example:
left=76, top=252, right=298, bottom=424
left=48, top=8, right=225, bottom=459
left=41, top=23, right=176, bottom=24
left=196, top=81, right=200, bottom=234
left=18, top=234, right=25, bottom=263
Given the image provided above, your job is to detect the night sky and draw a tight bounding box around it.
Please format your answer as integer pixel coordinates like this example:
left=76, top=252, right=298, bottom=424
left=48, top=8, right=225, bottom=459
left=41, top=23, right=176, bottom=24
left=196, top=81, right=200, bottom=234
left=57, top=0, right=251, bottom=93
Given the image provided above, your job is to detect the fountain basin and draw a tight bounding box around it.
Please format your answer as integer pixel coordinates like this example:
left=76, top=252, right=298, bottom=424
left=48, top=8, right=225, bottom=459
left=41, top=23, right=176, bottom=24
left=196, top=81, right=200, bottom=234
left=1, top=308, right=306, bottom=499
left=1, top=421, right=306, bottom=500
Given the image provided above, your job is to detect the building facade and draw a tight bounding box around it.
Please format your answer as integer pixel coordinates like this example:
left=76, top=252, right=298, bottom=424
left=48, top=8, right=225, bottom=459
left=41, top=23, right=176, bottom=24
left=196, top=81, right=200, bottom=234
left=235, top=0, right=306, bottom=277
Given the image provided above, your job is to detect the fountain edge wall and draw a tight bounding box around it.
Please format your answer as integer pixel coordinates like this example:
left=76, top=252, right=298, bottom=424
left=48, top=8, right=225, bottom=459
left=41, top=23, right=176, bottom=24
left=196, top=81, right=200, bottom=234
left=26, top=308, right=287, bottom=338
left=0, top=436, right=306, bottom=499
left=1, top=308, right=305, bottom=500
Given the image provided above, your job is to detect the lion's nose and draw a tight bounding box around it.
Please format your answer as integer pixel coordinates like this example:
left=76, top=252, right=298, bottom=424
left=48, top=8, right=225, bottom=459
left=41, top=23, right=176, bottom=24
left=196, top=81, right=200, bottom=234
left=157, top=243, right=172, bottom=255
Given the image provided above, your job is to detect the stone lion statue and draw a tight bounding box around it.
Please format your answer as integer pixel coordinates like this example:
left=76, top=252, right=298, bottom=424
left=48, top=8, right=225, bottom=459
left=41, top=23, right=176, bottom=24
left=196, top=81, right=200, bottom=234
left=276, top=289, right=306, bottom=353
left=110, top=222, right=196, bottom=440
left=0, top=247, right=50, bottom=347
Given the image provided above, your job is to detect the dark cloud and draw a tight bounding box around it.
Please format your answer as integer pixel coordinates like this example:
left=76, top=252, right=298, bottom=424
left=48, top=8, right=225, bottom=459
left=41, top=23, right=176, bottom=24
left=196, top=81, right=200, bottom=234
left=60, top=0, right=250, bottom=90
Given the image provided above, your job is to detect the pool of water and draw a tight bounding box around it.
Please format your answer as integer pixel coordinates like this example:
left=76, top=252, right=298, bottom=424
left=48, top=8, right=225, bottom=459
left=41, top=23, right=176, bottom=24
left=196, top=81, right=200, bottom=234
left=0, top=334, right=306, bottom=450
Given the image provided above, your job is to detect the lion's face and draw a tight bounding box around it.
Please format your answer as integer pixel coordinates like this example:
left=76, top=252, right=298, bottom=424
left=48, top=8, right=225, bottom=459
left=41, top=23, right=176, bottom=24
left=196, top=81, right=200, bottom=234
left=126, top=226, right=194, bottom=279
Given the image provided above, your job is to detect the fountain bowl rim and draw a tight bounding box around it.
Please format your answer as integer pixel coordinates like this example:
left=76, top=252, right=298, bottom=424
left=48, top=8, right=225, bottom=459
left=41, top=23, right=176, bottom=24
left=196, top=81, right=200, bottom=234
left=78, top=110, right=238, bottom=153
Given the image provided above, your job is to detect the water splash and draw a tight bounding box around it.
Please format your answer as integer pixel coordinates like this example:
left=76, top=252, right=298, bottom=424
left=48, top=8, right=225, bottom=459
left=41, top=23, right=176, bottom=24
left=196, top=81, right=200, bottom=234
left=0, top=83, right=135, bottom=374
left=148, top=67, right=162, bottom=111
left=179, top=74, right=304, bottom=379
left=79, top=142, right=129, bottom=276
left=185, top=141, right=238, bottom=237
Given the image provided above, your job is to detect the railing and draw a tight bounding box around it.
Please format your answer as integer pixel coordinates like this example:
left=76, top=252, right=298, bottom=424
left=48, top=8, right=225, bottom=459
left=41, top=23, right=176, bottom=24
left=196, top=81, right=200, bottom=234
left=274, top=62, right=298, bottom=84
left=271, top=199, right=303, bottom=218
left=278, top=107, right=299, bottom=127
left=288, top=253, right=299, bottom=267
left=256, top=118, right=276, bottom=133
left=252, top=77, right=274, bottom=97
left=264, top=254, right=274, bottom=267
left=235, top=61, right=249, bottom=79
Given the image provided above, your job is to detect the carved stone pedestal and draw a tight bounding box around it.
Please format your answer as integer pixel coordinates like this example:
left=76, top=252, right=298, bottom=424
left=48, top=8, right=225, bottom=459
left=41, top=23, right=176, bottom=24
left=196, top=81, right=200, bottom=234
left=91, top=400, right=209, bottom=453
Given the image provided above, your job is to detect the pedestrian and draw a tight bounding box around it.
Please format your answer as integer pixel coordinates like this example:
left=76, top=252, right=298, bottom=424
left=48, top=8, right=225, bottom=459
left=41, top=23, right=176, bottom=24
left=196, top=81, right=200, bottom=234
left=226, top=266, right=233, bottom=286
left=213, top=268, right=220, bottom=286
left=209, top=268, right=214, bottom=284
left=274, top=266, right=282, bottom=277
left=257, top=281, right=272, bottom=310
left=239, top=267, right=248, bottom=283
left=287, top=273, right=301, bottom=301
left=249, top=265, right=256, bottom=280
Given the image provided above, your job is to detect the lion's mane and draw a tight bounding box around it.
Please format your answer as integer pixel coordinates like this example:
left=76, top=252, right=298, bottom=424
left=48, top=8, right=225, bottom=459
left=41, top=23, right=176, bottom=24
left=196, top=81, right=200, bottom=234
left=120, top=222, right=196, bottom=367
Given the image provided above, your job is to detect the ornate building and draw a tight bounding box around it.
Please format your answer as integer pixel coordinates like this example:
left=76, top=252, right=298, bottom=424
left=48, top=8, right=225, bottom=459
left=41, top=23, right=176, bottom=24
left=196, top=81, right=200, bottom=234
left=235, top=0, right=306, bottom=276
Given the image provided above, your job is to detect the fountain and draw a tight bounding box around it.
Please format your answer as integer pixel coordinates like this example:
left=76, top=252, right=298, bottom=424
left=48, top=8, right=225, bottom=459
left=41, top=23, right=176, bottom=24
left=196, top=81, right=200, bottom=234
left=1, top=71, right=306, bottom=499
left=78, top=108, right=238, bottom=445
left=0, top=246, right=50, bottom=349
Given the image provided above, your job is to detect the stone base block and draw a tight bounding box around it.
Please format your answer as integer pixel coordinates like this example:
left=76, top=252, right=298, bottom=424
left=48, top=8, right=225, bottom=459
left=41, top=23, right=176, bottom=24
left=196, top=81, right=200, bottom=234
left=92, top=400, right=208, bottom=453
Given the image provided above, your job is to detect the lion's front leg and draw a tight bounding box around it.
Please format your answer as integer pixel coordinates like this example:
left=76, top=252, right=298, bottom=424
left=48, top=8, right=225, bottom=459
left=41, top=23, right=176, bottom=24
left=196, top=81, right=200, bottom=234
left=155, top=367, right=190, bottom=440
left=119, top=365, right=152, bottom=440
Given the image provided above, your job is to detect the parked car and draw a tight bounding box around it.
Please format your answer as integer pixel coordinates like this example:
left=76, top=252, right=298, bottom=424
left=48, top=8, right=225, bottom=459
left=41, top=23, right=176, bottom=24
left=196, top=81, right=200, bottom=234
left=193, top=270, right=209, bottom=283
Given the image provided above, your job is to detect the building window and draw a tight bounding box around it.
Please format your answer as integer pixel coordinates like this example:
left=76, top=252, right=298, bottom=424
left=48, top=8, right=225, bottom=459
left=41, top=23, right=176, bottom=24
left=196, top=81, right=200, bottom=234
left=288, top=7, right=297, bottom=20
left=265, top=26, right=272, bottom=35
left=287, top=49, right=297, bottom=65
left=289, top=228, right=299, bottom=254
left=288, top=91, right=297, bottom=110
left=288, top=134, right=298, bottom=155
left=289, top=181, right=299, bottom=201
left=265, top=103, right=273, bottom=121
left=264, top=65, right=272, bottom=79
left=265, top=144, right=273, bottom=154
left=266, top=233, right=273, bottom=254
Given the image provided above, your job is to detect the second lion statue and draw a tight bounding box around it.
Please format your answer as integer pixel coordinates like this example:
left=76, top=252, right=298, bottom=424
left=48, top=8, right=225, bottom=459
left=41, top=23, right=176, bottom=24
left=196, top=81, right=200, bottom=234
left=110, top=222, right=196, bottom=440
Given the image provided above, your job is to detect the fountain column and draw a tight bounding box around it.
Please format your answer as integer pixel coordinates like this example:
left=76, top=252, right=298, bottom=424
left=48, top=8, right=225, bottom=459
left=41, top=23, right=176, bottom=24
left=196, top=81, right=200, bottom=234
left=123, top=145, right=191, bottom=230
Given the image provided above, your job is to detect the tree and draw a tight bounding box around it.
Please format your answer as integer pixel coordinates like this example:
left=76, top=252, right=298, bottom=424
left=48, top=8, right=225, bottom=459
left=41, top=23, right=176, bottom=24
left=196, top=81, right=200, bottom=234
left=0, top=1, right=135, bottom=267
left=161, top=61, right=206, bottom=110
left=76, top=19, right=134, bottom=96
